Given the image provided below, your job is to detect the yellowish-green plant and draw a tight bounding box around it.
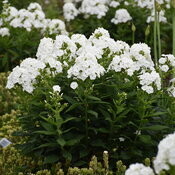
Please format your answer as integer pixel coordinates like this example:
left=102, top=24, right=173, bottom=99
left=0, top=72, right=19, bottom=115
left=0, top=110, right=44, bottom=175
left=0, top=110, right=21, bottom=142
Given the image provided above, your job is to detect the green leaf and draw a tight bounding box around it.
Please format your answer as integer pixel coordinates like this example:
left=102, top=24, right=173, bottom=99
left=34, top=130, right=55, bottom=135
left=62, top=127, right=76, bottom=134
left=98, top=128, right=109, bottom=133
left=44, top=154, right=59, bottom=164
left=65, top=103, right=83, bottom=113
left=141, top=125, right=169, bottom=131
left=57, top=138, right=66, bottom=147
left=148, top=111, right=167, bottom=117
left=62, top=150, right=72, bottom=161
left=79, top=149, right=89, bottom=158
left=87, top=95, right=101, bottom=101
left=40, top=116, right=57, bottom=126
left=63, top=95, right=77, bottom=104
left=40, top=121, right=55, bottom=131
left=87, top=110, right=98, bottom=117
left=99, top=108, right=111, bottom=119
left=63, top=117, right=76, bottom=124
left=66, top=138, right=80, bottom=146
left=139, top=135, right=152, bottom=144
left=34, top=143, right=58, bottom=150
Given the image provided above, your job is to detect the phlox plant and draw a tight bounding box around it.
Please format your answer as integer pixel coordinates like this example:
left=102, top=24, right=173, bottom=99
left=6, top=28, right=175, bottom=168
left=0, top=0, right=67, bottom=72
left=62, top=0, right=173, bottom=55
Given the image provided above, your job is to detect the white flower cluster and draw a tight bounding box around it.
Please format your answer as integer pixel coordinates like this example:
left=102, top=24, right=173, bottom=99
left=1, top=2, right=67, bottom=35
left=147, top=10, right=167, bottom=23
left=63, top=2, right=79, bottom=22
left=70, top=81, right=78, bottom=89
left=111, top=9, right=132, bottom=25
left=0, top=27, right=10, bottom=37
left=62, top=0, right=171, bottom=25
left=158, top=54, right=175, bottom=97
left=135, top=0, right=170, bottom=9
left=80, top=0, right=109, bottom=19
left=109, top=1, right=120, bottom=8
left=6, top=58, right=46, bottom=93
left=7, top=28, right=162, bottom=94
left=63, top=0, right=110, bottom=20
left=159, top=54, right=175, bottom=72
left=154, top=132, right=175, bottom=174
left=126, top=132, right=175, bottom=175
left=125, top=163, right=154, bottom=175
left=109, top=42, right=161, bottom=94
left=53, top=85, right=61, bottom=93
left=167, top=79, right=175, bottom=97
left=139, top=71, right=161, bottom=94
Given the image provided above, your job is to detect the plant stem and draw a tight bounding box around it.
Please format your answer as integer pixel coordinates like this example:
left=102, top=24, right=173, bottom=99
left=132, top=31, right=135, bottom=44
left=157, top=12, right=161, bottom=59
left=84, top=100, right=88, bottom=143
left=154, top=0, right=158, bottom=66
left=173, top=7, right=175, bottom=56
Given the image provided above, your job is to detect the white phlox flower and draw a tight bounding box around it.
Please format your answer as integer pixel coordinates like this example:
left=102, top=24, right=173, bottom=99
left=6, top=58, right=46, bottom=93
left=154, top=132, right=175, bottom=174
left=111, top=9, right=132, bottom=25
left=125, top=163, right=154, bottom=175
left=0, top=27, right=10, bottom=36
left=63, top=2, right=79, bottom=22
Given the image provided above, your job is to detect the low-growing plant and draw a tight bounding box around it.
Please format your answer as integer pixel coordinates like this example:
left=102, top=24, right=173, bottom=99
left=0, top=72, right=19, bottom=115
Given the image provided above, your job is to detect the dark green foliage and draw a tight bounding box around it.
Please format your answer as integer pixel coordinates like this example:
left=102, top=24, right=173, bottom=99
left=0, top=28, right=41, bottom=72
left=15, top=70, right=175, bottom=169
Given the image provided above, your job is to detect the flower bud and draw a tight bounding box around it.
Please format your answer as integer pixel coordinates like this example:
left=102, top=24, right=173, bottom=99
left=155, top=1, right=161, bottom=12
left=131, top=23, right=136, bottom=32
left=145, top=25, right=150, bottom=37
left=172, top=0, right=175, bottom=8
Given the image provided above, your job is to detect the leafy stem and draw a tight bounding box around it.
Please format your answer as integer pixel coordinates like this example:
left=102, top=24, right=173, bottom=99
left=154, top=0, right=158, bottom=66
left=84, top=98, right=89, bottom=144
left=172, top=1, right=175, bottom=56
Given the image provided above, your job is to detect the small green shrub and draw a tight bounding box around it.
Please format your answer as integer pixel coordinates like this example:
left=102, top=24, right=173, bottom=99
left=0, top=72, right=19, bottom=115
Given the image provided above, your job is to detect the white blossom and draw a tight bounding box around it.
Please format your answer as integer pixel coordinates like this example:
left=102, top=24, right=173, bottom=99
left=67, top=53, right=105, bottom=80
left=0, top=27, right=10, bottom=37
left=53, top=85, right=61, bottom=92
left=63, top=2, right=79, bottom=21
left=70, top=82, right=78, bottom=89
left=147, top=10, right=167, bottom=23
left=109, top=1, right=120, bottom=8
left=6, top=58, right=46, bottom=93
left=125, top=163, right=154, bottom=175
left=1, top=2, right=67, bottom=35
left=154, top=132, right=175, bottom=174
left=79, top=0, right=109, bottom=19
left=111, top=9, right=132, bottom=25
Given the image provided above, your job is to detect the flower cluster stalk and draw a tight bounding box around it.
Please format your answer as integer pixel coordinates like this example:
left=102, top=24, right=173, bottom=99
left=154, top=1, right=162, bottom=66
left=154, top=0, right=158, bottom=66
left=157, top=12, right=161, bottom=59
left=172, top=0, right=175, bottom=56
